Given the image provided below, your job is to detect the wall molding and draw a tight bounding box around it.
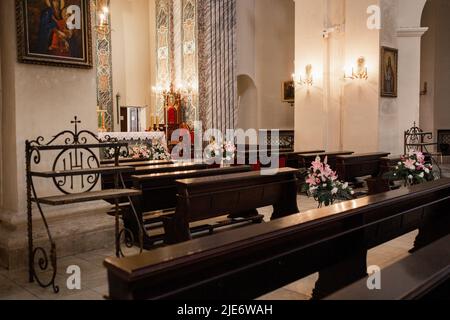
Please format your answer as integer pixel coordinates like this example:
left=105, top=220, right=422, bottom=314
left=397, top=27, right=429, bottom=38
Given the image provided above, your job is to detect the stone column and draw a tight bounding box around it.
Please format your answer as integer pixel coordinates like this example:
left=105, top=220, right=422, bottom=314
left=396, top=27, right=428, bottom=154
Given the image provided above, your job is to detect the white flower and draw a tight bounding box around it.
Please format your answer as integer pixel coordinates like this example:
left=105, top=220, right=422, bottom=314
left=351, top=190, right=355, bottom=195
left=424, top=168, right=430, bottom=174
left=323, top=184, right=327, bottom=188
left=419, top=172, right=424, bottom=178
left=342, top=182, right=349, bottom=189
left=408, top=175, right=413, bottom=180
left=331, top=188, right=338, bottom=195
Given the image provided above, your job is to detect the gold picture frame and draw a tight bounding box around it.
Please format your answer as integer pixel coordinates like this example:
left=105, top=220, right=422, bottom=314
left=16, top=0, right=93, bottom=69
left=282, top=80, right=295, bottom=103
left=380, top=46, right=398, bottom=98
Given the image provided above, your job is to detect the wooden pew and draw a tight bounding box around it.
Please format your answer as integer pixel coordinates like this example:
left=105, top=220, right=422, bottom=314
left=101, top=159, right=174, bottom=191
left=298, top=151, right=354, bottom=169
left=236, top=145, right=325, bottom=169
left=379, top=155, right=402, bottom=175
left=101, top=159, right=173, bottom=167
left=102, top=162, right=209, bottom=190
left=124, top=166, right=253, bottom=248
left=326, top=234, right=450, bottom=300
left=123, top=166, right=251, bottom=249
left=281, top=150, right=326, bottom=168
left=163, top=168, right=300, bottom=244
left=365, top=155, right=403, bottom=195
left=335, top=152, right=391, bottom=182
left=104, top=179, right=450, bottom=300
left=132, top=166, right=253, bottom=213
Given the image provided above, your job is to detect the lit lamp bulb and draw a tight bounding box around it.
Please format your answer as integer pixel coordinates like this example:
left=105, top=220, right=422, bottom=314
left=99, top=13, right=105, bottom=25
left=292, top=64, right=314, bottom=87
left=344, top=57, right=369, bottom=80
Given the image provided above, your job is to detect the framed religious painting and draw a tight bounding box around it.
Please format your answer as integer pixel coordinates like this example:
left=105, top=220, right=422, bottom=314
left=15, top=0, right=93, bottom=68
left=380, top=46, right=398, bottom=98
left=282, top=80, right=295, bottom=104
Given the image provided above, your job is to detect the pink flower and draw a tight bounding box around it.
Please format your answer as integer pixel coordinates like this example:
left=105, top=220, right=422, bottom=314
left=404, top=159, right=416, bottom=170
left=306, top=175, right=317, bottom=186
left=416, top=152, right=425, bottom=164
left=311, top=156, right=323, bottom=172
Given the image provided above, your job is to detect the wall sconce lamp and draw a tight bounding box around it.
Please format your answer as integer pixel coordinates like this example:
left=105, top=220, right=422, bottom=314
left=292, top=64, right=314, bottom=87
left=420, top=82, right=428, bottom=96
left=344, top=57, right=369, bottom=80
left=95, top=1, right=111, bottom=34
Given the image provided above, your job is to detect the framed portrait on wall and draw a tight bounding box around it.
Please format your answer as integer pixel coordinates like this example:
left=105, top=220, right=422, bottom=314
left=15, top=0, right=93, bottom=68
left=380, top=46, right=398, bottom=98
left=282, top=80, right=295, bottom=104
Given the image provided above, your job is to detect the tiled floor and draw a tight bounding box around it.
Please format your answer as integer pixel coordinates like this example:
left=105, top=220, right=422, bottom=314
left=0, top=193, right=419, bottom=300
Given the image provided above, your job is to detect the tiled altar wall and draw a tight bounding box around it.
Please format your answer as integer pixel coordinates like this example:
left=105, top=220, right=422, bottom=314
left=198, top=0, right=237, bottom=132
left=155, top=0, right=237, bottom=131
left=95, top=0, right=113, bottom=132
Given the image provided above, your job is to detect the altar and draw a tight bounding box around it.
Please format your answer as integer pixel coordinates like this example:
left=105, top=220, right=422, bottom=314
left=98, top=131, right=169, bottom=160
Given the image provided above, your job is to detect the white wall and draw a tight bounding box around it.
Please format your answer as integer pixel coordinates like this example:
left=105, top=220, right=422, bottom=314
left=255, top=0, right=295, bottom=130
left=420, top=0, right=436, bottom=134
left=237, top=75, right=258, bottom=130
left=111, top=0, right=156, bottom=131
left=294, top=0, right=326, bottom=151
left=396, top=0, right=427, bottom=154
left=0, top=0, right=97, bottom=214
left=236, top=0, right=295, bottom=131
left=295, top=0, right=381, bottom=153
left=342, top=0, right=380, bottom=153
left=236, top=0, right=256, bottom=80
left=294, top=0, right=428, bottom=155
left=379, top=0, right=400, bottom=154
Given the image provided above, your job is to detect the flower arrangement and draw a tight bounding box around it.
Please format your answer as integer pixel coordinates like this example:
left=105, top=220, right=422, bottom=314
left=150, top=141, right=171, bottom=160
left=385, top=151, right=434, bottom=186
left=302, top=156, right=354, bottom=207
left=129, top=144, right=151, bottom=160
left=205, top=140, right=236, bottom=164
left=223, top=141, right=237, bottom=163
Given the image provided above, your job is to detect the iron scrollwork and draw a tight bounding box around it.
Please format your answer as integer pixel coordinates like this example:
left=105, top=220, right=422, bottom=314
left=404, top=122, right=442, bottom=178
left=26, top=116, right=144, bottom=293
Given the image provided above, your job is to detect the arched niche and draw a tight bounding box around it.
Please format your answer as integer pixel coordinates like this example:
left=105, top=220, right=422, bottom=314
left=237, top=74, right=258, bottom=131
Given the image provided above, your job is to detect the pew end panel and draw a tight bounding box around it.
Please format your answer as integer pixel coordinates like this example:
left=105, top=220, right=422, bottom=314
left=104, top=179, right=450, bottom=300
left=163, top=168, right=300, bottom=244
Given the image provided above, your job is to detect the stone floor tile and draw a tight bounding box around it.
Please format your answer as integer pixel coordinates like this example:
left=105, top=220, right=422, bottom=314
left=284, top=273, right=318, bottom=297
left=91, top=284, right=108, bottom=298
left=57, top=290, right=105, bottom=300
left=1, top=290, right=39, bottom=300
left=83, top=270, right=107, bottom=290
left=0, top=276, right=31, bottom=299
left=258, top=288, right=310, bottom=301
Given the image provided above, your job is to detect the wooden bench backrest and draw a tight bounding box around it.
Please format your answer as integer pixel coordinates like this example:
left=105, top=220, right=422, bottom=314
left=298, top=151, right=354, bottom=168
left=336, top=152, right=391, bottom=180
left=326, top=234, right=450, bottom=300
left=175, top=168, right=299, bottom=222
left=132, top=166, right=252, bottom=212
left=104, top=178, right=450, bottom=300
